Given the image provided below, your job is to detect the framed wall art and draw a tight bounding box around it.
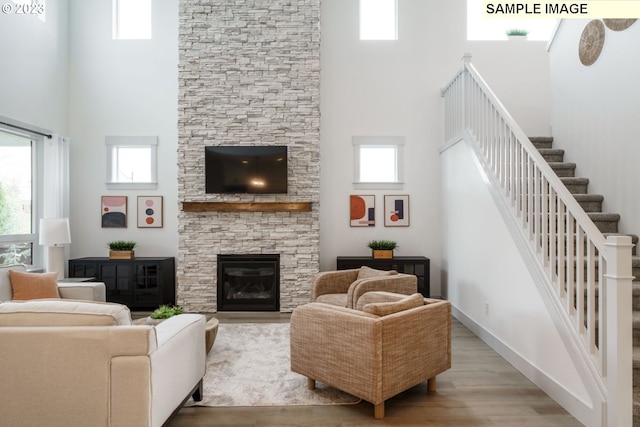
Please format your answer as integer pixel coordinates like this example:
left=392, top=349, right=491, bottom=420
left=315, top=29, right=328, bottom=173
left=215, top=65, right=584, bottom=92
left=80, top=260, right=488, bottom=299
left=137, top=196, right=163, bottom=228
left=384, top=195, right=409, bottom=227
left=350, top=195, right=375, bottom=227
left=101, top=196, right=127, bottom=228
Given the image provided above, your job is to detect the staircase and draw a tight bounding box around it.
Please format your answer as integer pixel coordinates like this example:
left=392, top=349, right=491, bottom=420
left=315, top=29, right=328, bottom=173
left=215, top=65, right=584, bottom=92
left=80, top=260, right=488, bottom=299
left=531, top=136, right=640, bottom=425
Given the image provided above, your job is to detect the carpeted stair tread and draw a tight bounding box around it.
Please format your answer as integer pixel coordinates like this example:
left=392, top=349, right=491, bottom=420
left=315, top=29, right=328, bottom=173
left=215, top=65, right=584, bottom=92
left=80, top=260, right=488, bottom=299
left=538, top=148, right=565, bottom=162
left=575, top=194, right=604, bottom=202
left=530, top=136, right=554, bottom=149
left=633, top=389, right=640, bottom=419
left=574, top=194, right=605, bottom=212
left=634, top=313, right=640, bottom=333
left=548, top=162, right=576, bottom=177
left=561, top=177, right=589, bottom=194
left=587, top=212, right=621, bottom=221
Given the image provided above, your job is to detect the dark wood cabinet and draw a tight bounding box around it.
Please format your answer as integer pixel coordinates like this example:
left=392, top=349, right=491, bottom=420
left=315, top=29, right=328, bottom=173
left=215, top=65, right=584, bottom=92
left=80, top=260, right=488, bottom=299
left=69, top=257, right=175, bottom=309
left=336, top=256, right=430, bottom=297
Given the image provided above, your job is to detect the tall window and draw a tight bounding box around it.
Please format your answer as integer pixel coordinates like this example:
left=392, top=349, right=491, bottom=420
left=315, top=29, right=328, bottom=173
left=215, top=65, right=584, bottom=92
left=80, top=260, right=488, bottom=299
left=112, top=0, right=152, bottom=40
left=0, top=129, right=36, bottom=266
left=467, top=0, right=556, bottom=41
left=360, top=0, right=398, bottom=40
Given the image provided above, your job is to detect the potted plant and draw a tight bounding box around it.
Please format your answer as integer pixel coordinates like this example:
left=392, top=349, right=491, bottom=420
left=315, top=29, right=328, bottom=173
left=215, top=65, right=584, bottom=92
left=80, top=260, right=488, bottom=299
left=108, top=240, right=137, bottom=259
left=147, top=305, right=184, bottom=325
left=367, top=240, right=397, bottom=259
left=506, top=28, right=528, bottom=40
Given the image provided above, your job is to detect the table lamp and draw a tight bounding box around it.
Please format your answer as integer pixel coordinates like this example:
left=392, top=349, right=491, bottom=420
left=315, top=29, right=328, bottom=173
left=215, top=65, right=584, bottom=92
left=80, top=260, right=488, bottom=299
left=39, top=218, right=71, bottom=280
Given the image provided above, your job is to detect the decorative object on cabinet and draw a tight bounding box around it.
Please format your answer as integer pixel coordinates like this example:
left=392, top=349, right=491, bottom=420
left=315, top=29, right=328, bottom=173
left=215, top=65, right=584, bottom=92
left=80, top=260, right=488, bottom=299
left=337, top=256, right=430, bottom=297
left=505, top=28, right=528, bottom=40
left=603, top=18, right=637, bottom=31
left=384, top=195, right=409, bottom=226
left=68, top=257, right=175, bottom=309
left=367, top=240, right=397, bottom=259
left=350, top=195, right=375, bottom=227
left=101, top=195, right=128, bottom=228
left=138, top=195, right=163, bottom=228
left=579, top=20, right=605, bottom=66
left=107, top=240, right=136, bottom=259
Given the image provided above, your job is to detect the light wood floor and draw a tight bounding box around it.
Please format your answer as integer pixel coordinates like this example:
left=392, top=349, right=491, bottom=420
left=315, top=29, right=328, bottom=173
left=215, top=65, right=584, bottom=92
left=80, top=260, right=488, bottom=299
left=164, top=312, right=583, bottom=427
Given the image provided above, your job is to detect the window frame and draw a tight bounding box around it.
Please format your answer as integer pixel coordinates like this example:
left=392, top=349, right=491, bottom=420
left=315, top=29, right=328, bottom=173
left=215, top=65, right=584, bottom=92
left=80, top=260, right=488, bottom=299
left=0, top=124, right=44, bottom=268
left=105, top=135, right=158, bottom=190
left=352, top=136, right=404, bottom=190
left=112, top=0, right=152, bottom=40
left=359, top=0, right=398, bottom=41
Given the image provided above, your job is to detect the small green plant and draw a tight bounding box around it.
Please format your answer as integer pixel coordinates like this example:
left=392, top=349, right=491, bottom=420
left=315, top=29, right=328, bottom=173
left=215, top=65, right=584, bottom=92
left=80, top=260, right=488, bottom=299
left=506, top=28, right=529, bottom=36
left=367, top=240, right=398, bottom=250
left=107, top=240, right=137, bottom=251
left=150, top=305, right=184, bottom=319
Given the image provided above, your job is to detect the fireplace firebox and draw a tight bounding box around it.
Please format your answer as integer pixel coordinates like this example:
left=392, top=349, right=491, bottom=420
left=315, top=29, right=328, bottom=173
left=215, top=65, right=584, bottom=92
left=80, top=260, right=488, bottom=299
left=217, top=254, right=280, bottom=311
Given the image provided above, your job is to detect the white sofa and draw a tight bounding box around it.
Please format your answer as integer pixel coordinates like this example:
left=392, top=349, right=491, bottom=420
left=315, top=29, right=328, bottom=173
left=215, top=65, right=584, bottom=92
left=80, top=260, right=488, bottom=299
left=0, top=264, right=106, bottom=302
left=0, top=299, right=206, bottom=427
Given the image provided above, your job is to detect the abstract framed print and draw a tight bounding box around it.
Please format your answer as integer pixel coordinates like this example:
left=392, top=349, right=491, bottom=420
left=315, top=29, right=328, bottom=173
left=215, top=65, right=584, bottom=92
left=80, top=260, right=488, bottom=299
left=101, top=196, right=127, bottom=228
left=350, top=195, right=375, bottom=227
left=137, top=196, right=163, bottom=228
left=384, top=195, right=409, bottom=227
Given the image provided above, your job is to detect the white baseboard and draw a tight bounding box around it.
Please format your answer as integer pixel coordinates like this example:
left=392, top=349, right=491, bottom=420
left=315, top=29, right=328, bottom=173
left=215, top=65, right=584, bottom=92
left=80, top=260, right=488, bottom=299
left=452, top=306, right=599, bottom=427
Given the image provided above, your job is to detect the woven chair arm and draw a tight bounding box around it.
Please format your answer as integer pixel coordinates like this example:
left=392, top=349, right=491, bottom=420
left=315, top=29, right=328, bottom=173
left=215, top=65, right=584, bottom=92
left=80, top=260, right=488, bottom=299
left=310, top=269, right=360, bottom=301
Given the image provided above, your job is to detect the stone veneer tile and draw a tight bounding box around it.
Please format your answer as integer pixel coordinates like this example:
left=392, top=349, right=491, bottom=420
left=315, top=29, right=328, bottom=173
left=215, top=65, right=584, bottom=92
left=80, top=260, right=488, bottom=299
left=177, top=0, right=320, bottom=313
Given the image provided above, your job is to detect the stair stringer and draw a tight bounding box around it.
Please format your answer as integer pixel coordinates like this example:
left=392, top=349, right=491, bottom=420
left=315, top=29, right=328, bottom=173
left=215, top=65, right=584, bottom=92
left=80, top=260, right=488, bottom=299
left=446, top=131, right=606, bottom=426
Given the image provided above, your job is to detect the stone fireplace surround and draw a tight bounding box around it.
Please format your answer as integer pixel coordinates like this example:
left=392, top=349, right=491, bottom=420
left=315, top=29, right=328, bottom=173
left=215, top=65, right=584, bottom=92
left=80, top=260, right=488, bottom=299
left=176, top=0, right=321, bottom=313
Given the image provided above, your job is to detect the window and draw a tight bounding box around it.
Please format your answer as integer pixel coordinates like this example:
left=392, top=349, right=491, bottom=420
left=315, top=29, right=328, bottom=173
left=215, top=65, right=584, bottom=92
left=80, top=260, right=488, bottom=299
left=0, top=129, right=38, bottom=267
left=360, top=0, right=398, bottom=40
left=112, top=0, right=152, bottom=40
left=353, top=136, right=404, bottom=189
left=106, top=136, right=157, bottom=189
left=467, top=0, right=556, bottom=41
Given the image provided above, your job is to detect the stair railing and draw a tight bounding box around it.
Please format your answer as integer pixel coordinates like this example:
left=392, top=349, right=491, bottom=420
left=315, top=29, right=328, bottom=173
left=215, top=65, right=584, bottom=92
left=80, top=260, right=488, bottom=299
left=441, top=54, right=633, bottom=427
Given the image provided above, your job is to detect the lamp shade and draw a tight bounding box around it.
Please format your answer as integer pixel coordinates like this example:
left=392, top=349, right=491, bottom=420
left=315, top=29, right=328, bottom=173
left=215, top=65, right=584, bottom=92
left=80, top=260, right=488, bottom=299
left=39, top=218, right=71, bottom=246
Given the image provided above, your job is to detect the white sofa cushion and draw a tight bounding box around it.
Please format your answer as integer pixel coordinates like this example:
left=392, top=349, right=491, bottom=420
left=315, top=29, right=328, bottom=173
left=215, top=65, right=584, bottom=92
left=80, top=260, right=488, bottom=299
left=0, top=299, right=132, bottom=326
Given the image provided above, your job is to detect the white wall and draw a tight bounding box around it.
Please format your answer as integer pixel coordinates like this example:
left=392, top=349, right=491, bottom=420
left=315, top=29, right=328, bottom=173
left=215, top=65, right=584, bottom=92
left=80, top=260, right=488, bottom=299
left=549, top=20, right=640, bottom=236
left=441, top=139, right=594, bottom=425
left=67, top=0, right=179, bottom=259
left=0, top=0, right=69, bottom=133
left=320, top=0, right=552, bottom=297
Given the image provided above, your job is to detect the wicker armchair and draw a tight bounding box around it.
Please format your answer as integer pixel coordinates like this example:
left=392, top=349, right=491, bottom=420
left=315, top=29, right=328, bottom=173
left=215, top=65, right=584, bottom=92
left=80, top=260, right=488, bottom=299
left=310, top=266, right=417, bottom=309
left=290, top=292, right=451, bottom=418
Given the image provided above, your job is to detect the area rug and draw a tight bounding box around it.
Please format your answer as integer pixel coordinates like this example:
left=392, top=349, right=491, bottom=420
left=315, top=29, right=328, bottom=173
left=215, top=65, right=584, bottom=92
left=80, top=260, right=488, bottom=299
left=186, top=322, right=360, bottom=407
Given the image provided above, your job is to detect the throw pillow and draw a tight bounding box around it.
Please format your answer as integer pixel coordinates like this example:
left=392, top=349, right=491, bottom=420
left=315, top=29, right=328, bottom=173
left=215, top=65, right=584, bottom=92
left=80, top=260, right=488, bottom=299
left=9, top=270, right=61, bottom=300
left=356, top=265, right=398, bottom=280
left=362, top=293, right=423, bottom=316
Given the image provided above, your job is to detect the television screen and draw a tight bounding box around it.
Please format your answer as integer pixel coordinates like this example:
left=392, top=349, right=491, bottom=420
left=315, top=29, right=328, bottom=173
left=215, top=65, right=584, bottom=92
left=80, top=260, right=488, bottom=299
left=205, top=146, right=288, bottom=194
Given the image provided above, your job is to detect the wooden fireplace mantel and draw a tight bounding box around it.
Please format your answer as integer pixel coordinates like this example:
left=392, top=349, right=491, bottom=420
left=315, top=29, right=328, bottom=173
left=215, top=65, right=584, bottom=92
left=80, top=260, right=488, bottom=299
left=181, top=201, right=312, bottom=212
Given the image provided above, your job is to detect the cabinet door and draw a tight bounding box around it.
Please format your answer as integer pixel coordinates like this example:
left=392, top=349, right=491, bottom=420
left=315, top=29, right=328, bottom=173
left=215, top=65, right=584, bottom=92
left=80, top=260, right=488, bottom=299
left=69, top=262, right=97, bottom=278
left=134, top=263, right=161, bottom=307
left=100, top=263, right=133, bottom=305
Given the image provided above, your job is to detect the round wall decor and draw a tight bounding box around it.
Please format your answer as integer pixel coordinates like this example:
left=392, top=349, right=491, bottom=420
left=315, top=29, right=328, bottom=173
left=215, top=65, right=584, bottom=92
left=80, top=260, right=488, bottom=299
left=579, top=20, right=605, bottom=66
left=603, top=19, right=637, bottom=31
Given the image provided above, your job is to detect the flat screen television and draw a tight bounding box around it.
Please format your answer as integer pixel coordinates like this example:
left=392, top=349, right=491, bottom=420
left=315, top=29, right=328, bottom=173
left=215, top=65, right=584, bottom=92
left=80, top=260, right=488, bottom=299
left=205, top=146, right=288, bottom=194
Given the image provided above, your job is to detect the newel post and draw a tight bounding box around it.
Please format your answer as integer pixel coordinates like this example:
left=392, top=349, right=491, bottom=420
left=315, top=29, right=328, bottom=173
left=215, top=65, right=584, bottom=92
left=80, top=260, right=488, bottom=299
left=603, top=235, right=634, bottom=426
